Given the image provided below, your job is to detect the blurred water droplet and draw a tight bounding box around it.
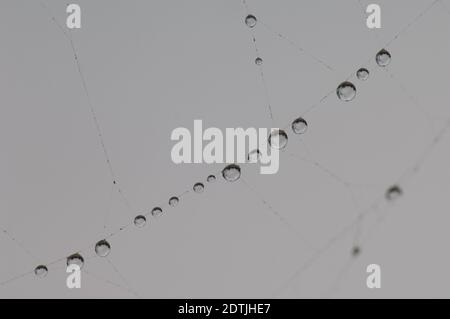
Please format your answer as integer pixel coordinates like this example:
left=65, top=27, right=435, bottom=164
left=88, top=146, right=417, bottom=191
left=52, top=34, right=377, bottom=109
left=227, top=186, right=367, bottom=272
left=95, top=240, right=111, bottom=257
left=269, top=129, right=288, bottom=150
left=34, top=265, right=48, bottom=278
left=245, top=14, right=257, bottom=28
left=134, top=215, right=146, bottom=227
left=376, top=49, right=391, bottom=67
left=356, top=68, right=369, bottom=81
left=193, top=182, right=205, bottom=193
left=386, top=185, right=402, bottom=201
left=352, top=246, right=361, bottom=257
left=337, top=81, right=356, bottom=102
left=67, top=253, right=84, bottom=269
left=169, top=196, right=179, bottom=207
left=247, top=149, right=262, bottom=163
left=255, top=57, right=263, bottom=65
left=207, top=175, right=216, bottom=183
left=151, top=207, right=163, bottom=217
left=291, top=117, right=308, bottom=134
left=222, top=164, right=241, bottom=182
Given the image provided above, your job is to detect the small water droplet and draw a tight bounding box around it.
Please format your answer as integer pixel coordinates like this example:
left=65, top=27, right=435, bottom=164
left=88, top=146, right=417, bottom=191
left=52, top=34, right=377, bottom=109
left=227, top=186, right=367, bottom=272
left=337, top=81, right=356, bottom=102
left=356, top=68, right=369, bottom=81
left=169, top=196, right=179, bottom=207
left=352, top=246, right=361, bottom=257
left=376, top=49, right=391, bottom=67
left=34, top=265, right=48, bottom=278
left=291, top=117, right=308, bottom=134
left=207, top=175, right=216, bottom=183
left=222, top=164, right=241, bottom=182
left=151, top=207, right=163, bottom=217
left=245, top=14, right=257, bottom=28
left=67, top=253, right=84, bottom=269
left=255, top=57, right=263, bottom=65
left=95, top=240, right=111, bottom=257
left=193, top=182, right=205, bottom=193
left=247, top=149, right=262, bottom=163
left=268, top=129, right=288, bottom=150
left=134, top=215, right=146, bottom=227
left=386, top=185, right=402, bottom=201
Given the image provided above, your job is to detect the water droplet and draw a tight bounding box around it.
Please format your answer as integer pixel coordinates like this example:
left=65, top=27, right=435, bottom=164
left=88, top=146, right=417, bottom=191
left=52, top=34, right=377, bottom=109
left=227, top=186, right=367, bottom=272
left=386, top=185, right=402, bottom=201
left=207, top=175, right=216, bottom=183
left=356, top=68, right=369, bottom=81
left=255, top=57, right=263, bottom=65
left=291, top=117, right=308, bottom=134
left=247, top=149, right=262, bottom=163
left=222, top=164, right=241, bottom=182
left=337, top=81, right=356, bottom=102
left=151, top=207, right=163, bottom=217
left=352, top=246, right=361, bottom=257
left=245, top=14, right=257, bottom=28
left=193, top=182, right=204, bottom=193
left=169, top=196, right=179, bottom=207
left=268, top=129, right=288, bottom=150
left=34, top=265, right=48, bottom=278
left=67, top=253, right=84, bottom=269
left=376, top=49, right=391, bottom=67
left=95, top=240, right=111, bottom=257
left=134, top=215, right=146, bottom=227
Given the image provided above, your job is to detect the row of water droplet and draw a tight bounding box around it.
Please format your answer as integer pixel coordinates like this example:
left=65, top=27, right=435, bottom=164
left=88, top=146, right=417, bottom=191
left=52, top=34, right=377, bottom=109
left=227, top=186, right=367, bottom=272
left=245, top=13, right=401, bottom=260
left=335, top=49, right=391, bottom=102
left=33, top=16, right=398, bottom=279
left=33, top=164, right=243, bottom=278
left=245, top=14, right=391, bottom=103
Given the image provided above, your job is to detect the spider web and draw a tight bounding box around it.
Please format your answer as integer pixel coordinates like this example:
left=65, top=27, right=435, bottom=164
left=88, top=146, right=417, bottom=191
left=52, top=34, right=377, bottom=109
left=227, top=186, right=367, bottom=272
left=1, top=0, right=450, bottom=298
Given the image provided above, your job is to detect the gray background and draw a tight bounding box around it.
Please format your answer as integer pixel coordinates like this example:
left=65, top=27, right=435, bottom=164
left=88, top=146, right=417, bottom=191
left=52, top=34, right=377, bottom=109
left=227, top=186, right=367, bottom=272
left=1, top=0, right=450, bottom=298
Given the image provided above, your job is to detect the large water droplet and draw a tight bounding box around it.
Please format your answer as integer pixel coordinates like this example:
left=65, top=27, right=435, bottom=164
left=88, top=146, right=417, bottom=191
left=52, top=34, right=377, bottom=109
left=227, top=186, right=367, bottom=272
left=169, top=196, right=179, bottom=207
left=34, top=265, right=48, bottom=278
left=291, top=117, right=308, bottom=134
left=337, top=82, right=356, bottom=102
left=134, top=215, right=146, bottom=227
left=245, top=14, right=257, bottom=28
left=376, top=49, right=391, bottom=67
left=386, top=185, right=402, bottom=201
left=356, top=68, right=369, bottom=81
left=207, top=175, right=216, bottom=183
left=255, top=57, right=263, bottom=66
left=247, top=149, right=262, bottom=163
left=67, top=253, right=84, bottom=269
left=222, top=164, right=241, bottom=182
left=151, top=207, right=163, bottom=217
left=95, top=240, right=111, bottom=257
left=193, top=182, right=204, bottom=193
left=269, top=129, right=288, bottom=150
